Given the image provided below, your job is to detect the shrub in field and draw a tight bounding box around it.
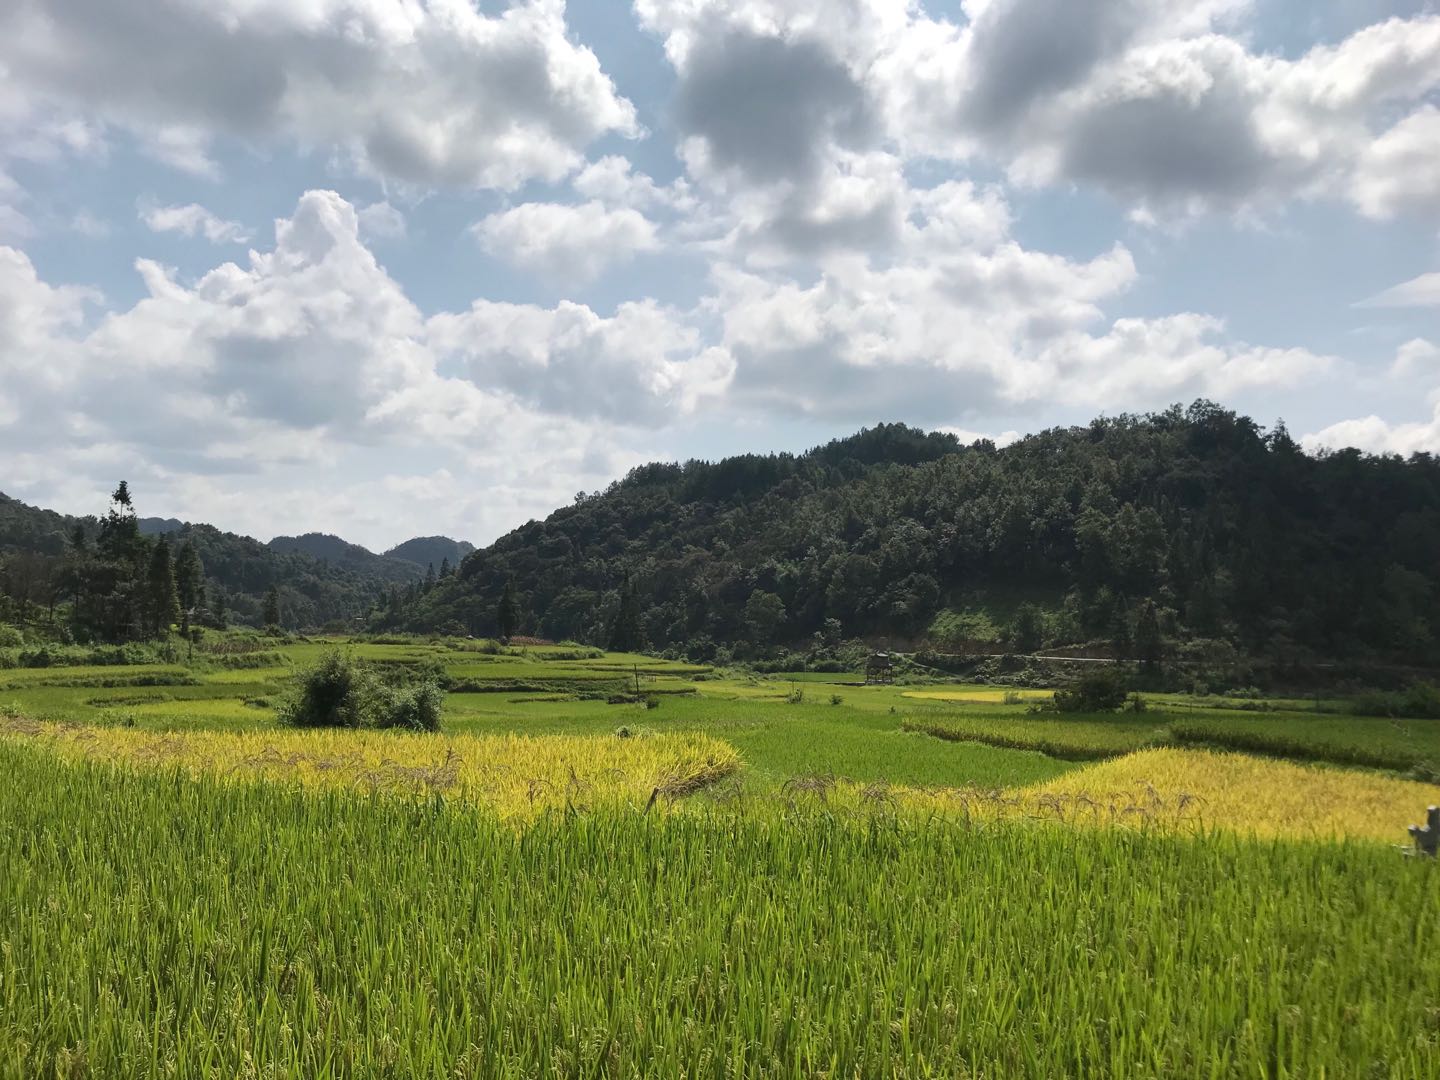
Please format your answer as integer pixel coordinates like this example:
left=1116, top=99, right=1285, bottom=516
left=0, top=625, right=23, bottom=649
left=279, top=651, right=445, bottom=732
left=1050, top=669, right=1129, bottom=713
left=279, top=652, right=376, bottom=728
left=378, top=681, right=445, bottom=732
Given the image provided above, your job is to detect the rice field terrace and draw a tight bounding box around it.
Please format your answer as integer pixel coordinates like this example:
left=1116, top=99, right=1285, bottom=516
left=3, top=633, right=1439, bottom=1077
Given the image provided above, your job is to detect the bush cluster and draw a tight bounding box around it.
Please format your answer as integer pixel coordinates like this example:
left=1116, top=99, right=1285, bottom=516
left=1049, top=669, right=1130, bottom=713
left=279, top=652, right=444, bottom=732
left=0, top=641, right=183, bottom=669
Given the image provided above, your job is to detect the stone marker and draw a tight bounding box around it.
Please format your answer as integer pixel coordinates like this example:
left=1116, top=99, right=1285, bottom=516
left=1409, top=806, right=1439, bottom=857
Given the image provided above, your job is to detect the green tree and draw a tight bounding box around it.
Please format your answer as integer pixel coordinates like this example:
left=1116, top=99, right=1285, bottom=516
left=1110, top=607, right=1132, bottom=660
left=743, top=590, right=787, bottom=646
left=263, top=586, right=282, bottom=629
left=1054, top=669, right=1129, bottom=713
left=175, top=542, right=204, bottom=636
left=145, top=538, right=180, bottom=638
left=1010, top=603, right=1044, bottom=654
left=607, top=573, right=644, bottom=652
left=98, top=481, right=142, bottom=564
left=1135, top=598, right=1164, bottom=665
left=497, top=578, right=519, bottom=644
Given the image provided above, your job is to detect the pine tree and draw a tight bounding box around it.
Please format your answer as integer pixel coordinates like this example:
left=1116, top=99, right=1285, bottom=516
left=213, top=588, right=228, bottom=629
left=439, top=557, right=451, bottom=579
left=98, top=481, right=142, bottom=564
left=424, top=563, right=437, bottom=593
left=497, top=578, right=520, bottom=643
left=146, top=538, right=180, bottom=638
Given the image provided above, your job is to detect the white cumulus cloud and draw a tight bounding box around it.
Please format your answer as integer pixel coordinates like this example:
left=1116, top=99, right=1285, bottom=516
left=472, top=200, right=660, bottom=281
left=1302, top=405, right=1440, bottom=456
left=0, top=0, right=638, bottom=189
left=140, top=202, right=251, bottom=244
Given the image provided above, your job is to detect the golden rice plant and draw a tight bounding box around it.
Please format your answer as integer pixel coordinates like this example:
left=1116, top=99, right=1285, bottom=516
left=0, top=716, right=739, bottom=820
left=784, top=747, right=1436, bottom=844
left=1026, top=746, right=1437, bottom=842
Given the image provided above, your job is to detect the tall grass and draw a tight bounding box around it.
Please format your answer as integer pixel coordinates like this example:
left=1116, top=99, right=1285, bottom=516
left=1, top=743, right=1436, bottom=1078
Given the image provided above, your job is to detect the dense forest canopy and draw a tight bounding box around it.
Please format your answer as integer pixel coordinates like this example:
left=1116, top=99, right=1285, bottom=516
left=378, top=402, right=1440, bottom=667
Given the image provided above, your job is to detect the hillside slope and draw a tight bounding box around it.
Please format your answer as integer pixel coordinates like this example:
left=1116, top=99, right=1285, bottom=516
left=383, top=402, right=1440, bottom=666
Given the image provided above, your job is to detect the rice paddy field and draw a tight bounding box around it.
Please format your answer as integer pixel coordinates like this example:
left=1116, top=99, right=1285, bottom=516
left=2, top=634, right=1439, bottom=1077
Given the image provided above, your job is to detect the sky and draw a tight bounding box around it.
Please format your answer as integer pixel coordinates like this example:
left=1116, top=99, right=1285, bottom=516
left=1, top=0, right=1438, bottom=551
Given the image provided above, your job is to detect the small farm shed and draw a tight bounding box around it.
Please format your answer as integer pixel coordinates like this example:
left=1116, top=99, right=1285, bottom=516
left=865, top=652, right=895, bottom=685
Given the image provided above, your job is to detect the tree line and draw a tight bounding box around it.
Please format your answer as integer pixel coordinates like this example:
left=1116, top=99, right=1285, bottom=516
left=376, top=401, right=1440, bottom=668
left=46, top=482, right=210, bottom=643
left=0, top=488, right=398, bottom=635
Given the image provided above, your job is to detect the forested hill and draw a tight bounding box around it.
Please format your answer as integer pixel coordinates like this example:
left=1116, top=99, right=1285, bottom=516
left=268, top=533, right=422, bottom=584
left=385, top=536, right=476, bottom=570
left=1, top=493, right=421, bottom=629
left=383, top=402, right=1440, bottom=666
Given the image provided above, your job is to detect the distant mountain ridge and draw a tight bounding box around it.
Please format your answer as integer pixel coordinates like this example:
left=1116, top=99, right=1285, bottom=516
left=385, top=536, right=475, bottom=570
left=267, top=533, right=474, bottom=581
left=138, top=517, right=185, bottom=536
left=267, top=533, right=420, bottom=584
left=0, top=492, right=473, bottom=628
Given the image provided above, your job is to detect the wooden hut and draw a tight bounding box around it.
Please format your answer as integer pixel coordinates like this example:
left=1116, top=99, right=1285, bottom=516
left=864, top=652, right=895, bottom=685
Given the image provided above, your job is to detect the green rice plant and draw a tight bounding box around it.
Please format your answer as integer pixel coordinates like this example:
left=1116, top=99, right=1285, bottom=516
left=1170, top=713, right=1440, bottom=774
left=905, top=714, right=1165, bottom=760
left=1351, top=681, right=1440, bottom=719
left=1, top=743, right=1436, bottom=1078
